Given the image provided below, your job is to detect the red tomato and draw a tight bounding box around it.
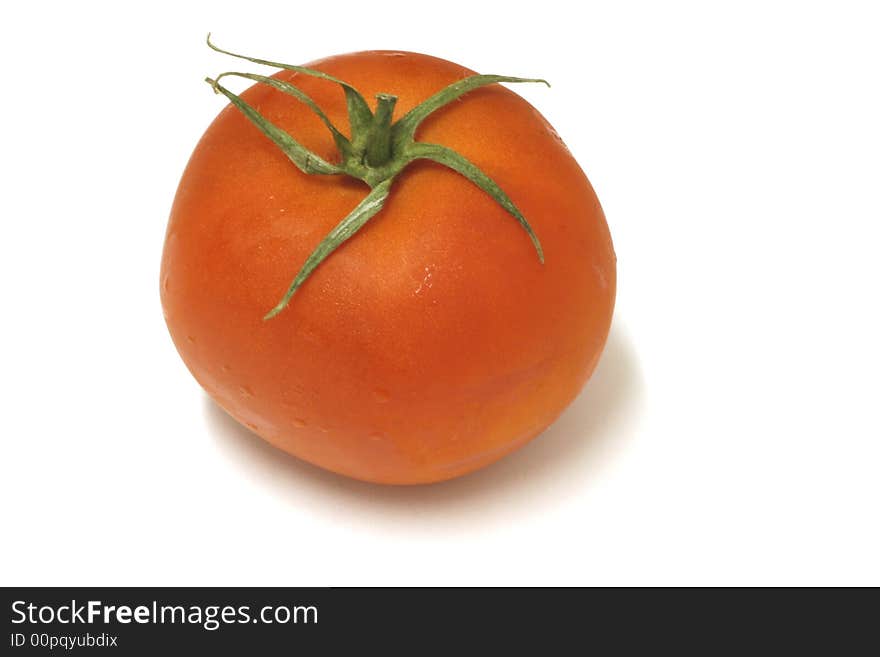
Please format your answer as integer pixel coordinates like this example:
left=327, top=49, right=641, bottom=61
left=161, top=43, right=615, bottom=484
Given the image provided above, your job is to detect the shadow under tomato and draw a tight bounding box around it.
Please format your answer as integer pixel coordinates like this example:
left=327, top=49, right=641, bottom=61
left=205, top=323, right=644, bottom=529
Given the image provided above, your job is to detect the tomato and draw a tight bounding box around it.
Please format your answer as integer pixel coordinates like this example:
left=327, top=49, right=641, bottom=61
left=161, top=42, right=616, bottom=484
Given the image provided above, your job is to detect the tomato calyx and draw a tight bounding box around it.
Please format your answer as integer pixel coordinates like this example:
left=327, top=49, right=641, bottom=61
left=205, top=35, right=549, bottom=319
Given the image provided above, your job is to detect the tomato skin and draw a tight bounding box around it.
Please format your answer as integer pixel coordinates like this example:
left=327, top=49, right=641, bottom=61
left=161, top=50, right=615, bottom=484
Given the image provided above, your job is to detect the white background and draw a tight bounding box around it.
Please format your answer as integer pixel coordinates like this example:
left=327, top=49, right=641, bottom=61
left=1, top=1, right=878, bottom=586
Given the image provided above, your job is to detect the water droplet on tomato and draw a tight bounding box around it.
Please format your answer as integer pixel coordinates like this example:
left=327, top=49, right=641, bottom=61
left=239, top=385, right=254, bottom=398
left=245, top=422, right=259, bottom=432
left=414, top=265, right=434, bottom=295
left=292, top=417, right=307, bottom=428
left=221, top=364, right=231, bottom=373
left=186, top=335, right=196, bottom=344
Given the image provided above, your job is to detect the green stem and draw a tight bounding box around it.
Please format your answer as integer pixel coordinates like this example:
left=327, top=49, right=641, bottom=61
left=205, top=38, right=550, bottom=318
left=263, top=179, right=394, bottom=319
left=365, top=94, right=397, bottom=167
